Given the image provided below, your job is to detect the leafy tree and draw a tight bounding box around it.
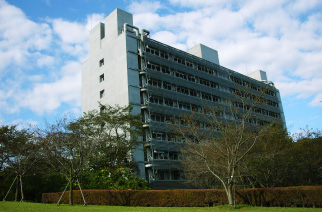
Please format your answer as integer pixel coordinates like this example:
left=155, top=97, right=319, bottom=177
left=289, top=128, right=322, bottom=186
left=0, top=125, right=37, bottom=201
left=37, top=104, right=143, bottom=205
left=36, top=116, right=95, bottom=205
left=82, top=104, right=143, bottom=172
left=176, top=86, right=277, bottom=206
left=241, top=124, right=292, bottom=188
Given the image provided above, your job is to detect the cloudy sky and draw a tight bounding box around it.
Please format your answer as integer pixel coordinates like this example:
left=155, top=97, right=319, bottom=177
left=1, top=0, right=321, bottom=133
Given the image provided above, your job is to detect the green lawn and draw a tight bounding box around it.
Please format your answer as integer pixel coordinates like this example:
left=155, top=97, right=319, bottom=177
left=0, top=202, right=321, bottom=212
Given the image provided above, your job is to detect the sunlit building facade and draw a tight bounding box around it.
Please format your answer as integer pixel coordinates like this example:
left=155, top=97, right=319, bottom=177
left=82, top=8, right=285, bottom=189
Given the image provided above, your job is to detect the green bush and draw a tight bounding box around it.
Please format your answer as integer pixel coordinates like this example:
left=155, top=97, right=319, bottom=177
left=79, top=168, right=150, bottom=190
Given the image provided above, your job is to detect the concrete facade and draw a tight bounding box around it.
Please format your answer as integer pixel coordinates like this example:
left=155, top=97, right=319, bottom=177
left=82, top=8, right=285, bottom=189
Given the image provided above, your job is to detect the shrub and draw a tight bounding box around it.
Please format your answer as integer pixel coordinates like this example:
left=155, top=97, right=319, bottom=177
left=42, top=186, right=322, bottom=207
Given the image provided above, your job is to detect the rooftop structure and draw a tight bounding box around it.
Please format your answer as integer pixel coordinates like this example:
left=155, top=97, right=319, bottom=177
left=82, top=8, right=285, bottom=189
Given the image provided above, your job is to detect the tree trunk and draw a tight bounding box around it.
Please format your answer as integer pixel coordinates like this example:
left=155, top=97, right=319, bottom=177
left=20, top=175, right=24, bottom=201
left=69, top=177, right=73, bottom=205
left=15, top=177, right=19, bottom=201
left=227, top=183, right=234, bottom=206
left=69, top=179, right=74, bottom=205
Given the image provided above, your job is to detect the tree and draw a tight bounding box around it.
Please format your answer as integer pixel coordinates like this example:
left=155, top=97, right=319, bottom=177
left=176, top=86, right=277, bottom=205
left=241, top=124, right=292, bottom=188
left=79, top=104, right=146, bottom=190
left=37, top=104, right=143, bottom=205
left=289, top=128, right=322, bottom=186
left=37, top=116, right=95, bottom=205
left=82, top=104, right=143, bottom=172
left=0, top=125, right=37, bottom=201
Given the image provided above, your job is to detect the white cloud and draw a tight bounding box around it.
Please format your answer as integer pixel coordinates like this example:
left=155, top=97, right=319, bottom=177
left=50, top=13, right=104, bottom=59
left=287, top=0, right=322, bottom=15
left=0, top=1, right=106, bottom=117
left=168, top=0, right=233, bottom=8
left=152, top=31, right=187, bottom=50
left=276, top=78, right=322, bottom=99
left=36, top=54, right=55, bottom=67
left=0, top=0, right=52, bottom=73
left=128, top=0, right=162, bottom=13
left=51, top=13, right=104, bottom=44
left=309, top=93, right=322, bottom=107
left=20, top=61, right=82, bottom=114
left=52, top=18, right=88, bottom=44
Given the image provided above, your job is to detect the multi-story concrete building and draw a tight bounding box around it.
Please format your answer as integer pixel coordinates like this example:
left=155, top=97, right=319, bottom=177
left=82, top=8, right=285, bottom=189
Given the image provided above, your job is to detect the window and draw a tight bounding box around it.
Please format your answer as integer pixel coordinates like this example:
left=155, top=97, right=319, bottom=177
left=174, top=56, right=185, bottom=65
left=99, top=58, right=104, bottom=67
left=151, top=114, right=165, bottom=122
left=169, top=152, right=179, bottom=160
left=175, top=71, right=188, bottom=80
left=146, top=46, right=159, bottom=56
left=186, top=61, right=193, bottom=68
left=147, top=62, right=161, bottom=71
left=179, top=102, right=191, bottom=110
left=200, top=78, right=210, bottom=87
left=177, top=86, right=189, bottom=95
left=189, top=89, right=197, bottom=97
left=100, top=90, right=105, bottom=98
left=212, top=95, right=221, bottom=102
left=150, top=96, right=163, bottom=104
left=163, top=82, right=172, bottom=90
left=154, top=152, right=168, bottom=160
left=161, top=66, right=170, bottom=74
left=152, top=132, right=166, bottom=140
left=149, top=78, right=162, bottom=88
left=187, top=75, right=196, bottom=82
left=155, top=170, right=170, bottom=180
left=160, top=51, right=168, bottom=59
left=210, top=81, right=218, bottom=89
left=164, top=98, right=175, bottom=107
left=99, top=74, right=104, bottom=82
left=201, top=93, right=211, bottom=101
left=197, top=64, right=206, bottom=72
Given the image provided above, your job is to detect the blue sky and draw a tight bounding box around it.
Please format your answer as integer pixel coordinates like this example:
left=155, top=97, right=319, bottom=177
left=1, top=0, right=321, bottom=134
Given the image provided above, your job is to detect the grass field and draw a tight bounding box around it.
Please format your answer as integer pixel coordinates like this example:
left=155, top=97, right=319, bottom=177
left=0, top=201, right=321, bottom=212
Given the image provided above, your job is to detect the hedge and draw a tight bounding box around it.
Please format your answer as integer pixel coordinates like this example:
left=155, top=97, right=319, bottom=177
left=237, top=186, right=322, bottom=207
left=42, top=186, right=322, bottom=207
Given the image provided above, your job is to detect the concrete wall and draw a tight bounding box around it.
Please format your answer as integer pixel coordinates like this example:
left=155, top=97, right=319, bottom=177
left=188, top=44, right=220, bottom=65
left=82, top=8, right=145, bottom=178
left=248, top=70, right=268, bottom=81
left=82, top=9, right=133, bottom=112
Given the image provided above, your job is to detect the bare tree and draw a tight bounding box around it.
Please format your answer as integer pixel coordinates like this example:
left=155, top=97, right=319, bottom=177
left=176, top=86, right=277, bottom=205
